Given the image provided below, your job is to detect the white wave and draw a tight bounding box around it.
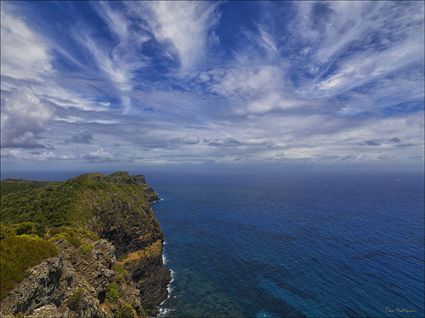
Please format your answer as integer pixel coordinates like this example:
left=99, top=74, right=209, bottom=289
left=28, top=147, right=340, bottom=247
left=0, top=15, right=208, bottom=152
left=157, top=269, right=176, bottom=317
left=158, top=308, right=170, bottom=316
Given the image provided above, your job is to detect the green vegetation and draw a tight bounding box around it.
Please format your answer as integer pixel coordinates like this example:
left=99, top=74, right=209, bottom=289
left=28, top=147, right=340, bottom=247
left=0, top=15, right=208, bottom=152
left=1, top=179, right=57, bottom=197
left=113, top=263, right=129, bottom=282
left=67, top=288, right=85, bottom=311
left=140, top=306, right=147, bottom=317
left=106, top=281, right=120, bottom=303
left=0, top=171, right=158, bottom=305
left=116, top=303, right=136, bottom=318
left=1, top=172, right=149, bottom=229
left=0, top=235, right=58, bottom=299
left=80, top=243, right=93, bottom=257
left=0, top=223, right=43, bottom=240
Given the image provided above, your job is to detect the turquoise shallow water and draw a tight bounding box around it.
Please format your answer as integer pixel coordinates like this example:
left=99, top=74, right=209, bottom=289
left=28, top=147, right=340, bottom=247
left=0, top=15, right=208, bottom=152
left=148, top=171, right=424, bottom=318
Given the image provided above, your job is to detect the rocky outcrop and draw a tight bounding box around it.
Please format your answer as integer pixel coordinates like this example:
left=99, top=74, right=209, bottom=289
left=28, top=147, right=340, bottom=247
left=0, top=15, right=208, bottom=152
left=0, top=173, right=169, bottom=318
left=132, top=175, right=160, bottom=203
left=0, top=256, right=64, bottom=315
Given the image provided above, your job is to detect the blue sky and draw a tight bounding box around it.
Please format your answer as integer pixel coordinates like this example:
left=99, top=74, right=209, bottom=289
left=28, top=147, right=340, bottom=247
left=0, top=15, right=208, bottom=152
left=1, top=1, right=424, bottom=172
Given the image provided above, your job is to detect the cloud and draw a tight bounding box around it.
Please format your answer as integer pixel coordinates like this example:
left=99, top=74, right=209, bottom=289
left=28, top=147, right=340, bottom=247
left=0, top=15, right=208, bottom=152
left=66, top=131, right=93, bottom=144
left=1, top=89, right=54, bottom=148
left=80, top=148, right=115, bottom=163
left=0, top=4, right=52, bottom=80
left=295, top=2, right=424, bottom=64
left=0, top=1, right=423, bottom=169
left=205, top=63, right=305, bottom=114
left=75, top=2, right=153, bottom=113
left=292, top=1, right=424, bottom=100
left=75, top=31, right=135, bottom=113
left=312, top=37, right=424, bottom=97
left=207, top=137, right=242, bottom=147
left=360, top=140, right=381, bottom=146
left=55, top=115, right=118, bottom=125
left=93, top=1, right=130, bottom=42
left=169, top=135, right=201, bottom=145
left=140, top=1, right=220, bottom=71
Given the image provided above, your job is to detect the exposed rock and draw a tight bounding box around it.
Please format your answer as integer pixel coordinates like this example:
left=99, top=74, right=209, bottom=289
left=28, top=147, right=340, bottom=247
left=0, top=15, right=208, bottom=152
left=0, top=172, right=170, bottom=317
left=131, top=175, right=146, bottom=185
left=28, top=304, right=62, bottom=318
left=0, top=255, right=64, bottom=315
left=131, top=174, right=160, bottom=203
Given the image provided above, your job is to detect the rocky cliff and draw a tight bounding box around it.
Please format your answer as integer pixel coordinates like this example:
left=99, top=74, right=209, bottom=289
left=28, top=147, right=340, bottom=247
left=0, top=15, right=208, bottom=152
left=0, top=172, right=170, bottom=318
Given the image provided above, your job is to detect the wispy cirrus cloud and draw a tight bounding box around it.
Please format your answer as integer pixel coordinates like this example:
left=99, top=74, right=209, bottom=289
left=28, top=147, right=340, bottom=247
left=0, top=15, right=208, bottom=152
left=0, top=5, right=52, bottom=80
left=132, top=1, right=221, bottom=72
left=1, top=1, right=423, bottom=170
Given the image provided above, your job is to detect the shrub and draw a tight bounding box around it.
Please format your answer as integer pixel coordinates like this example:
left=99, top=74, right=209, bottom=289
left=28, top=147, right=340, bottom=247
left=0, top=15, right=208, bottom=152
left=106, top=282, right=120, bottom=303
left=113, top=263, right=128, bottom=282
left=116, top=304, right=136, bottom=318
left=0, top=235, right=58, bottom=299
left=0, top=224, right=14, bottom=240
left=67, top=288, right=85, bottom=311
left=140, top=306, right=147, bottom=317
left=14, top=222, right=36, bottom=235
left=80, top=243, right=93, bottom=257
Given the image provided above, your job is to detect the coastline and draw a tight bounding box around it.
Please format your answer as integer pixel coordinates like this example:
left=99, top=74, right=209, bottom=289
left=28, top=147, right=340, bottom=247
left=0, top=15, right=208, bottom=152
left=158, top=244, right=175, bottom=317
left=0, top=172, right=171, bottom=317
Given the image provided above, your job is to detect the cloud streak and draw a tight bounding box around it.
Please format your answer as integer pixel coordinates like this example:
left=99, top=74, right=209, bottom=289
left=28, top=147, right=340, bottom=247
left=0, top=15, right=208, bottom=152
left=1, top=1, right=423, bottom=170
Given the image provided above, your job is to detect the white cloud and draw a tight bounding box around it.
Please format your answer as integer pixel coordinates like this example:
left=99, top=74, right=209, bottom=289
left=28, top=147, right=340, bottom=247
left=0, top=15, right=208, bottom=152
left=77, top=2, right=154, bottom=113
left=1, top=88, right=54, bottom=148
left=313, top=36, right=424, bottom=97
left=55, top=116, right=118, bottom=125
left=0, top=4, right=52, bottom=79
left=207, top=63, right=305, bottom=114
left=141, top=1, right=220, bottom=71
left=1, top=1, right=423, bottom=169
left=77, top=32, right=132, bottom=93
left=295, top=1, right=424, bottom=64
left=94, top=1, right=129, bottom=41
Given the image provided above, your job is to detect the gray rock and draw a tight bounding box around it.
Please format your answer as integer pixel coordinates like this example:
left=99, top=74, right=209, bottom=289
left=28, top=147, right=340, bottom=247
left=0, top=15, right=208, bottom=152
left=1, top=256, right=64, bottom=315
left=28, top=304, right=61, bottom=318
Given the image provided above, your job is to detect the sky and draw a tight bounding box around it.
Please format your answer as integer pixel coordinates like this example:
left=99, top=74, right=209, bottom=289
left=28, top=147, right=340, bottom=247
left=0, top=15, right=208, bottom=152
left=1, top=1, right=424, bottom=173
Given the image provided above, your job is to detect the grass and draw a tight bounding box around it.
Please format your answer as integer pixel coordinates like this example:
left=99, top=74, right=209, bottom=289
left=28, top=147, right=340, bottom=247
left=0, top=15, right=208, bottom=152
left=0, top=235, right=58, bottom=299
left=118, top=240, right=162, bottom=266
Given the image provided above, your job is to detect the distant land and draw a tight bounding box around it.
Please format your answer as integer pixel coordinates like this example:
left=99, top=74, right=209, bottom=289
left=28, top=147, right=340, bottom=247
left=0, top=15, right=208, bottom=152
left=0, top=172, right=170, bottom=318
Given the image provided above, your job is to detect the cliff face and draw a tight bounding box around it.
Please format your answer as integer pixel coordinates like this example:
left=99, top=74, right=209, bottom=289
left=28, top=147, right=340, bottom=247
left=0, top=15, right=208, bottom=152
left=0, top=172, right=170, bottom=318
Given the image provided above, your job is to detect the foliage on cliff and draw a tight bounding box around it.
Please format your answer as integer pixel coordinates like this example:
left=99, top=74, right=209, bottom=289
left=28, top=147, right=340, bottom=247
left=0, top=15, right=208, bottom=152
left=1, top=179, right=58, bottom=197
left=0, top=235, right=58, bottom=299
left=1, top=172, right=153, bottom=229
left=0, top=172, right=167, bottom=316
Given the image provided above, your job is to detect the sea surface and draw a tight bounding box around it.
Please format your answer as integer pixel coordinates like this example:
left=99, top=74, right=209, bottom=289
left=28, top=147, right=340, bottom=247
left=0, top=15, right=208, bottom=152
left=147, top=171, right=424, bottom=318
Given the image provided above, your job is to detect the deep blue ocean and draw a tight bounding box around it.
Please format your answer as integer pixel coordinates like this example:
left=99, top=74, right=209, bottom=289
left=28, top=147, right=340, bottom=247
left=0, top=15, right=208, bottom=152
left=147, top=171, right=424, bottom=318
left=2, top=170, right=424, bottom=317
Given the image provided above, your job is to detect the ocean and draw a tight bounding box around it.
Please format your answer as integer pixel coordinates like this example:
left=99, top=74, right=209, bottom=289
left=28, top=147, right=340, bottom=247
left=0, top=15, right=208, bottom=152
left=147, top=171, right=424, bottom=318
